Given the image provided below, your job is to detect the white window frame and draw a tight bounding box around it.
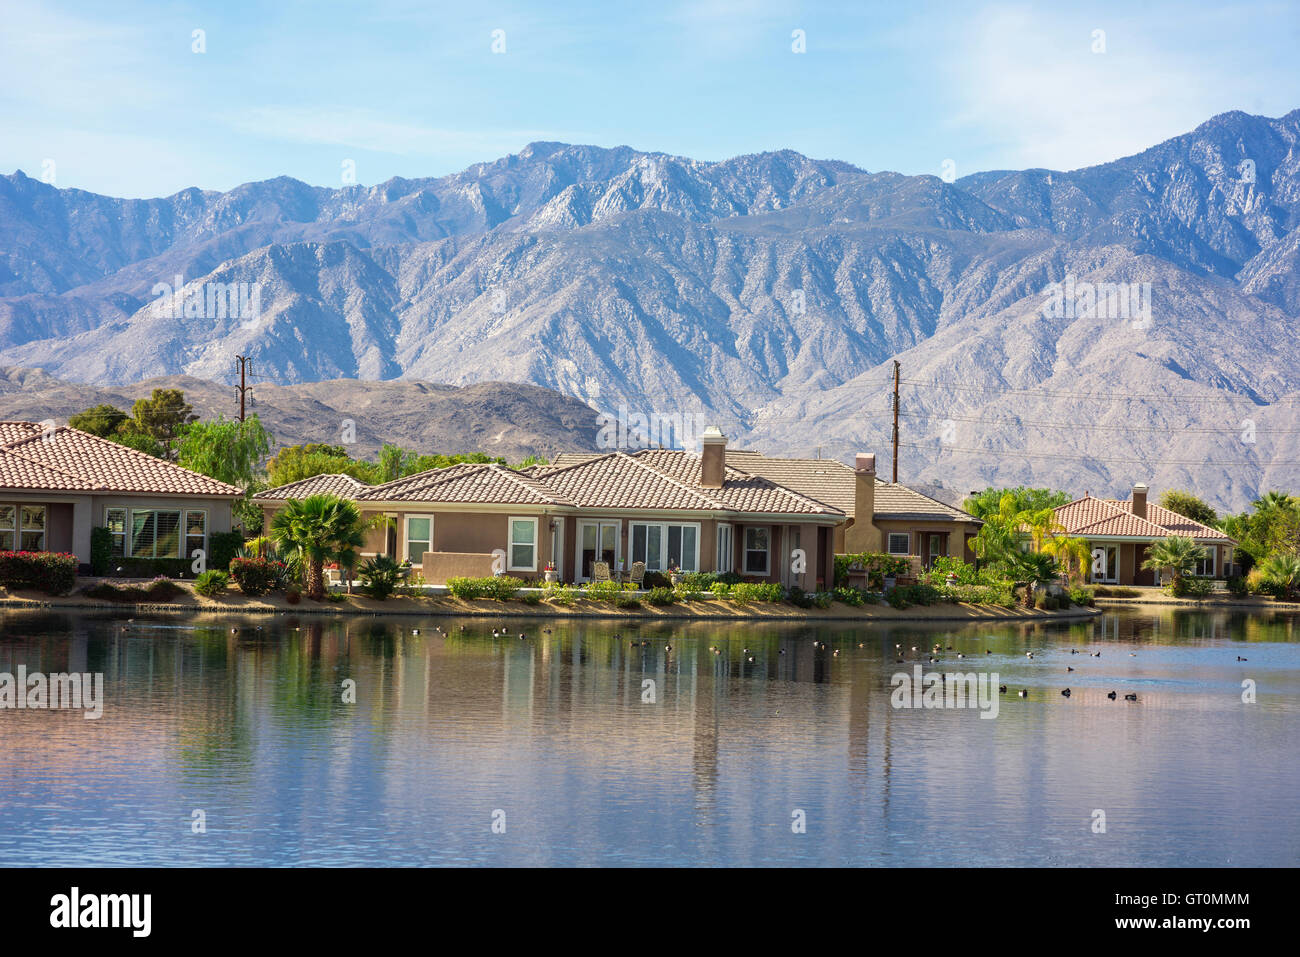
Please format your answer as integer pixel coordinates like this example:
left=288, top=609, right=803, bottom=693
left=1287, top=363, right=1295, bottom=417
left=18, top=505, right=46, bottom=552
left=886, top=532, right=910, bottom=556
left=1193, top=546, right=1216, bottom=578
left=716, top=523, right=733, bottom=575
left=104, top=507, right=127, bottom=557
left=183, top=509, right=207, bottom=560
left=0, top=504, right=15, bottom=552
left=128, top=508, right=183, bottom=559
left=629, top=521, right=700, bottom=573
left=403, top=514, right=435, bottom=565
left=508, top=516, right=539, bottom=572
left=743, top=526, right=770, bottom=575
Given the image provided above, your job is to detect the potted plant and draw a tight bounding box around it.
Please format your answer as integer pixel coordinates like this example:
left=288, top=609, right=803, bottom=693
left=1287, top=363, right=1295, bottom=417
left=668, top=564, right=682, bottom=586
left=543, top=561, right=559, bottom=583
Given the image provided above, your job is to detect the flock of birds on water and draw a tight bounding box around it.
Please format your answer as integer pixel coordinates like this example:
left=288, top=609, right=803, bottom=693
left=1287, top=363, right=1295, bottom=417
left=116, top=614, right=1255, bottom=706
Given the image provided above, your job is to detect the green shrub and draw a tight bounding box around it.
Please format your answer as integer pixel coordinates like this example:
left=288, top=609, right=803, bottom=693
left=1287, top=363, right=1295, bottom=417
left=325, top=591, right=346, bottom=603
left=208, top=531, right=244, bottom=572
left=445, top=576, right=523, bottom=600
left=729, top=582, right=783, bottom=603
left=193, top=570, right=230, bottom=598
left=1067, top=585, right=1095, bottom=607
left=1168, top=576, right=1213, bottom=598
left=613, top=592, right=641, bottom=608
left=520, top=592, right=543, bottom=605
left=584, top=579, right=629, bottom=602
left=646, top=586, right=677, bottom=605
left=941, top=582, right=1016, bottom=607
left=642, top=571, right=673, bottom=589
left=0, top=550, right=78, bottom=595
left=833, top=586, right=865, bottom=606
left=145, top=576, right=184, bottom=601
left=891, top=583, right=941, bottom=606
left=359, top=555, right=403, bottom=600
left=709, top=581, right=732, bottom=598
left=83, top=582, right=148, bottom=602
left=834, top=552, right=912, bottom=588
left=1226, top=576, right=1249, bottom=598
left=90, top=527, right=113, bottom=576
left=542, top=581, right=578, bottom=605
left=1092, top=585, right=1141, bottom=598
left=229, top=556, right=285, bottom=596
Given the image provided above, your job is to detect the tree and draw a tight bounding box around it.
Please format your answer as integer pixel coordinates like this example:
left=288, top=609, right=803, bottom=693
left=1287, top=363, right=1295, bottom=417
left=1220, top=491, right=1300, bottom=568
left=269, top=495, right=367, bottom=601
left=109, top=429, right=166, bottom=458
left=1141, top=535, right=1206, bottom=589
left=1158, top=490, right=1218, bottom=527
left=266, top=444, right=372, bottom=487
left=1256, top=554, right=1300, bottom=600
left=1044, top=535, right=1091, bottom=583
left=68, top=404, right=129, bottom=438
left=176, top=416, right=273, bottom=487
left=964, top=486, right=1070, bottom=520
left=131, top=388, right=197, bottom=454
left=1021, top=507, right=1066, bottom=552
left=1007, top=551, right=1060, bottom=607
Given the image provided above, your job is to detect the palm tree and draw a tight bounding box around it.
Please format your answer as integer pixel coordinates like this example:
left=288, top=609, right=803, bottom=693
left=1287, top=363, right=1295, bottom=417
left=1257, top=554, right=1300, bottom=600
left=1253, top=491, right=1296, bottom=514
left=269, top=494, right=367, bottom=601
left=1020, top=507, right=1066, bottom=552
left=1044, top=535, right=1091, bottom=583
left=1008, top=551, right=1060, bottom=607
left=1140, top=535, right=1205, bottom=590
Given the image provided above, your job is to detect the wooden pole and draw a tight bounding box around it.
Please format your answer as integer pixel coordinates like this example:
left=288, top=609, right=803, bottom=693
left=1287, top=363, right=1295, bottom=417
left=892, top=359, right=900, bottom=483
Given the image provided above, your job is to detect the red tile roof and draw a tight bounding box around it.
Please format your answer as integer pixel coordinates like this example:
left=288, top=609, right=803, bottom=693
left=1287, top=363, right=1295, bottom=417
left=1054, top=494, right=1234, bottom=543
left=0, top=422, right=241, bottom=497
left=253, top=473, right=372, bottom=501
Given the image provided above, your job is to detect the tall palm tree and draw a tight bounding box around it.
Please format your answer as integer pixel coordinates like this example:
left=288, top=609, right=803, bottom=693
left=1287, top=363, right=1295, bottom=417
left=1020, top=507, right=1066, bottom=552
left=270, top=495, right=367, bottom=601
left=1140, top=535, right=1205, bottom=590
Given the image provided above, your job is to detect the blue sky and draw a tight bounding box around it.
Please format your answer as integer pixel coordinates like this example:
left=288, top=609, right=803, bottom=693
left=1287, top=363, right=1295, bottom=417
left=3, top=0, right=1299, bottom=198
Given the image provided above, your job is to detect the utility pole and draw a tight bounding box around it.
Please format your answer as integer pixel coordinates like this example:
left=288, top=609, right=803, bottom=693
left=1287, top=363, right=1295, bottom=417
left=235, top=355, right=253, bottom=422
left=891, top=359, right=900, bottom=483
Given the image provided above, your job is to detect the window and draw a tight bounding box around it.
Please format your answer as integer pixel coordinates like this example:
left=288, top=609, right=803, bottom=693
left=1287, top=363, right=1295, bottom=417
left=184, top=510, right=206, bottom=558
left=716, top=523, right=733, bottom=574
left=509, top=517, right=538, bottom=571
left=743, top=526, right=770, bottom=575
left=105, top=508, right=127, bottom=557
left=19, top=506, right=45, bottom=551
left=629, top=522, right=699, bottom=571
left=0, top=505, right=14, bottom=551
left=1194, top=546, right=1216, bottom=578
left=887, top=532, right=910, bottom=555
left=405, top=515, right=433, bottom=564
left=130, top=510, right=181, bottom=558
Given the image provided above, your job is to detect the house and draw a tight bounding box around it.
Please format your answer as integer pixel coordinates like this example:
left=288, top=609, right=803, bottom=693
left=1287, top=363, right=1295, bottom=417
left=720, top=449, right=983, bottom=565
left=0, top=421, right=242, bottom=572
left=256, top=427, right=845, bottom=587
left=1048, top=484, right=1237, bottom=585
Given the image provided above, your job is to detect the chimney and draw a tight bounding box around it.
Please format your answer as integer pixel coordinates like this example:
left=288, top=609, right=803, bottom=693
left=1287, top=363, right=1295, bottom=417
left=844, top=452, right=878, bottom=552
left=1131, top=483, right=1148, bottom=520
left=700, top=425, right=726, bottom=488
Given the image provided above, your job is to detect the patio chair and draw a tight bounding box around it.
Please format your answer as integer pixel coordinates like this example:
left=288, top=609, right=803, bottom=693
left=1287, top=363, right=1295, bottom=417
left=592, top=561, right=611, bottom=582
left=628, top=561, right=646, bottom=588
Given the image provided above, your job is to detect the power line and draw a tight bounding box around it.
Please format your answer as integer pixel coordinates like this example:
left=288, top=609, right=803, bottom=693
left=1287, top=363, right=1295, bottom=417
left=895, top=379, right=1296, bottom=404
left=900, top=442, right=1300, bottom=467
left=896, top=409, right=1300, bottom=435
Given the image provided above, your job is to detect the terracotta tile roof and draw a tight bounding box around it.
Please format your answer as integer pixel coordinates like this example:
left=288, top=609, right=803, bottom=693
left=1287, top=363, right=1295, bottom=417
left=252, top=473, right=373, bottom=501
left=1054, top=494, right=1236, bottom=543
left=0, top=422, right=241, bottom=496
left=362, top=464, right=573, bottom=506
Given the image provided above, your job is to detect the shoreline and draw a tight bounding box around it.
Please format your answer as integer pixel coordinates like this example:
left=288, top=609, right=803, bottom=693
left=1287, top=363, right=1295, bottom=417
left=1095, top=596, right=1300, bottom=610
left=0, top=590, right=1103, bottom=623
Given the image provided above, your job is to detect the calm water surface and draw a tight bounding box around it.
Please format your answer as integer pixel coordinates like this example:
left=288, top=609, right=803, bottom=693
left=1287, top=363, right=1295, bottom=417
left=1, top=607, right=1297, bottom=866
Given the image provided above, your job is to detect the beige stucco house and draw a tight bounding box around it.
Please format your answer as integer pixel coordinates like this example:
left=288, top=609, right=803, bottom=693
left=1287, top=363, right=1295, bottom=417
left=0, top=421, right=241, bottom=571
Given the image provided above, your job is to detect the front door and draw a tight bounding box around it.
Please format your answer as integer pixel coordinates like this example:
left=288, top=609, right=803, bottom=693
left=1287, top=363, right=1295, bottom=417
left=577, top=520, right=619, bottom=581
left=927, top=533, right=945, bottom=568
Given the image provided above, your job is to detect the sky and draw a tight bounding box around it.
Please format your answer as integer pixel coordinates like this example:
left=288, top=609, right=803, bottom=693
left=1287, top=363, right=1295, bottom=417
left=2, top=0, right=1299, bottom=198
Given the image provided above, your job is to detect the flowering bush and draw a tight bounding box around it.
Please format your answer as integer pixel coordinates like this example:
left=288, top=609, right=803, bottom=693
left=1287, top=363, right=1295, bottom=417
left=0, top=550, right=78, bottom=595
left=229, top=556, right=285, bottom=596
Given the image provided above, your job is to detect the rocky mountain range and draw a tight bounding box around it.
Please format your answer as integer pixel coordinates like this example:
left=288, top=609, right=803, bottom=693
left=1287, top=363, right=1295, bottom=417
left=3, top=109, right=1300, bottom=510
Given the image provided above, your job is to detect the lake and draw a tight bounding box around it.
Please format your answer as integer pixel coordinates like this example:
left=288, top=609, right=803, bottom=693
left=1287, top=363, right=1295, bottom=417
left=0, top=606, right=1296, bottom=867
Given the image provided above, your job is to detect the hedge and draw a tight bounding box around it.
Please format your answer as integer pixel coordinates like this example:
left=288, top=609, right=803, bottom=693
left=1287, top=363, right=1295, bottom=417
left=445, top=576, right=524, bottom=600
left=834, top=552, right=912, bottom=588
left=0, top=550, right=78, bottom=595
